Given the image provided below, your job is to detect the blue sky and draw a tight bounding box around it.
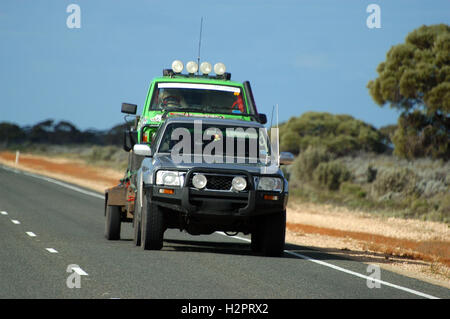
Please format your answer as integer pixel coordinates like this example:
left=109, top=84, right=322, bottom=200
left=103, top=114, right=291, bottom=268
left=0, top=0, right=449, bottom=131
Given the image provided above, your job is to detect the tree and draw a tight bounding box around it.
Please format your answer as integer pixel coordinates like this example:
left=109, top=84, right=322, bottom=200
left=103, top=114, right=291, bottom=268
left=278, top=112, right=387, bottom=156
left=0, top=122, right=26, bottom=145
left=367, top=24, right=450, bottom=160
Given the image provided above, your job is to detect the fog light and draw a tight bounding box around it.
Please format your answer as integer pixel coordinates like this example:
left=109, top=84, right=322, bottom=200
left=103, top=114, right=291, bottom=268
left=232, top=176, right=247, bottom=191
left=214, top=62, right=226, bottom=75
left=186, top=61, right=198, bottom=74
left=171, top=60, right=184, bottom=73
left=200, top=62, right=212, bottom=75
left=192, top=174, right=207, bottom=189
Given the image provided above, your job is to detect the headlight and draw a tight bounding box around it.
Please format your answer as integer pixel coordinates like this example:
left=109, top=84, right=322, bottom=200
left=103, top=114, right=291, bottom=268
left=232, top=176, right=247, bottom=191
left=192, top=174, right=207, bottom=189
left=156, top=170, right=184, bottom=186
left=257, top=177, right=283, bottom=192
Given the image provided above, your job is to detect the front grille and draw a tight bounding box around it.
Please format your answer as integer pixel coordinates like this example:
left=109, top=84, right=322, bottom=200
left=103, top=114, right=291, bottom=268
left=206, top=175, right=233, bottom=190
left=189, top=173, right=247, bottom=191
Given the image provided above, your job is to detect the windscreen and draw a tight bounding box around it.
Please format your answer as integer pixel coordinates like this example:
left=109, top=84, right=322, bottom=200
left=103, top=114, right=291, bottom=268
left=158, top=122, right=270, bottom=163
left=150, top=83, right=247, bottom=114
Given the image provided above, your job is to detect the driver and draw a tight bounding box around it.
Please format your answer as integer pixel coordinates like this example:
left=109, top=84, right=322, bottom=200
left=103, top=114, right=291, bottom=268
left=158, top=89, right=188, bottom=109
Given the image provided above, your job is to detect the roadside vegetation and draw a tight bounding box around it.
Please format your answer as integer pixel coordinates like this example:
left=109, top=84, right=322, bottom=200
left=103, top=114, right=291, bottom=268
left=284, top=147, right=449, bottom=222
left=281, top=24, right=449, bottom=222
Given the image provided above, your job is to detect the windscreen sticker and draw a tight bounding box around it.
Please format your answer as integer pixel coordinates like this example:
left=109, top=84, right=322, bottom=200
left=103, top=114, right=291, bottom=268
left=168, top=112, right=225, bottom=119
left=158, top=82, right=241, bottom=93
left=149, top=114, right=162, bottom=122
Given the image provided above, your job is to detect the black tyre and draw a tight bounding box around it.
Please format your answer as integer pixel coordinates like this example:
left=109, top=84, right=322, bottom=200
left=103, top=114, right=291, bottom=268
left=105, top=205, right=121, bottom=240
left=132, top=188, right=142, bottom=246
left=251, top=226, right=262, bottom=253
left=141, top=194, right=164, bottom=250
left=133, top=208, right=141, bottom=247
left=259, top=211, right=286, bottom=257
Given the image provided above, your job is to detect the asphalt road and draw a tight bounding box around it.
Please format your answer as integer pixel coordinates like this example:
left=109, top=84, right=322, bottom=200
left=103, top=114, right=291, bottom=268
left=0, top=165, right=449, bottom=299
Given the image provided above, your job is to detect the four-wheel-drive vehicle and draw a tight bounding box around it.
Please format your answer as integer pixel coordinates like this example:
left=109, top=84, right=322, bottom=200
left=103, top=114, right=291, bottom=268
left=107, top=116, right=292, bottom=256
left=104, top=60, right=291, bottom=256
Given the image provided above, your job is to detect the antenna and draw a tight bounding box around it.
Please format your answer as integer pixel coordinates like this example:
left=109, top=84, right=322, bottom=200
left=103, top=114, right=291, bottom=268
left=197, top=17, right=204, bottom=74
left=276, top=104, right=280, bottom=166
left=270, top=105, right=275, bottom=129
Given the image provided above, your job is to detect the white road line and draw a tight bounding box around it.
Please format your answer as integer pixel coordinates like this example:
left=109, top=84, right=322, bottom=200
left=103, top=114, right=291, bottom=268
left=1, top=165, right=104, bottom=199
left=2, top=165, right=440, bottom=299
left=1, top=211, right=8, bottom=215
left=45, top=248, right=58, bottom=253
left=11, top=219, right=21, bottom=224
left=216, top=232, right=440, bottom=300
left=26, top=232, right=37, bottom=237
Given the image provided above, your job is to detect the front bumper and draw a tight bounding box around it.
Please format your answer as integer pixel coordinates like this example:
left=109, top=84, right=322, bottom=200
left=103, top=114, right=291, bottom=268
left=144, top=171, right=287, bottom=218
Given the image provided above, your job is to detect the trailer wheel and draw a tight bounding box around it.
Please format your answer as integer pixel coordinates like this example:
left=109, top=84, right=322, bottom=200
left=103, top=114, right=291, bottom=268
left=105, top=205, right=121, bottom=240
left=259, top=210, right=286, bottom=257
left=141, top=194, right=164, bottom=250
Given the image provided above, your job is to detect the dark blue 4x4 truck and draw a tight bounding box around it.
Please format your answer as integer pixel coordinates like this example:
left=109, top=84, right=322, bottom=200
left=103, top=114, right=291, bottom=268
left=106, top=117, right=292, bottom=257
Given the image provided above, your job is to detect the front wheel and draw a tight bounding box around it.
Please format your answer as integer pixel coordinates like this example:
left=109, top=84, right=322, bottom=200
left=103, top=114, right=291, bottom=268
left=141, top=194, right=164, bottom=250
left=253, top=211, right=286, bottom=257
left=105, top=205, right=121, bottom=240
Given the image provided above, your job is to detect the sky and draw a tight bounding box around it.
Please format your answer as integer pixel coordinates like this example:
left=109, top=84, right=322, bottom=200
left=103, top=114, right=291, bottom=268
left=0, top=0, right=449, bottom=131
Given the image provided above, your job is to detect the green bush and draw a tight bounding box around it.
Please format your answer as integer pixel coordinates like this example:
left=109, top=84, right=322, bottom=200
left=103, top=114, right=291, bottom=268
left=292, top=146, right=330, bottom=181
left=340, top=182, right=367, bottom=198
left=278, top=112, right=387, bottom=156
left=372, top=167, right=418, bottom=196
left=313, top=160, right=351, bottom=191
left=367, top=165, right=378, bottom=183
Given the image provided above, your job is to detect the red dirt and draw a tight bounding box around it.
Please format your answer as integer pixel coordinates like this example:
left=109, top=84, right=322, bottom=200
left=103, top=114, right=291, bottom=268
left=286, top=222, right=450, bottom=266
left=0, top=151, right=120, bottom=188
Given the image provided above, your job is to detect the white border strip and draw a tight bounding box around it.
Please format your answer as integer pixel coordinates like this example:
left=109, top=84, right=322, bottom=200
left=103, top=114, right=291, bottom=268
left=216, top=232, right=440, bottom=299
left=1, top=165, right=104, bottom=199
left=158, top=82, right=240, bottom=93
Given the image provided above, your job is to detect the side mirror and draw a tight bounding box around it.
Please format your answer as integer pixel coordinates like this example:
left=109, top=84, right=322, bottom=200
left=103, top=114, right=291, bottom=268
left=279, top=152, right=294, bottom=165
left=133, top=144, right=152, bottom=157
left=258, top=113, right=267, bottom=124
left=121, top=103, right=137, bottom=115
